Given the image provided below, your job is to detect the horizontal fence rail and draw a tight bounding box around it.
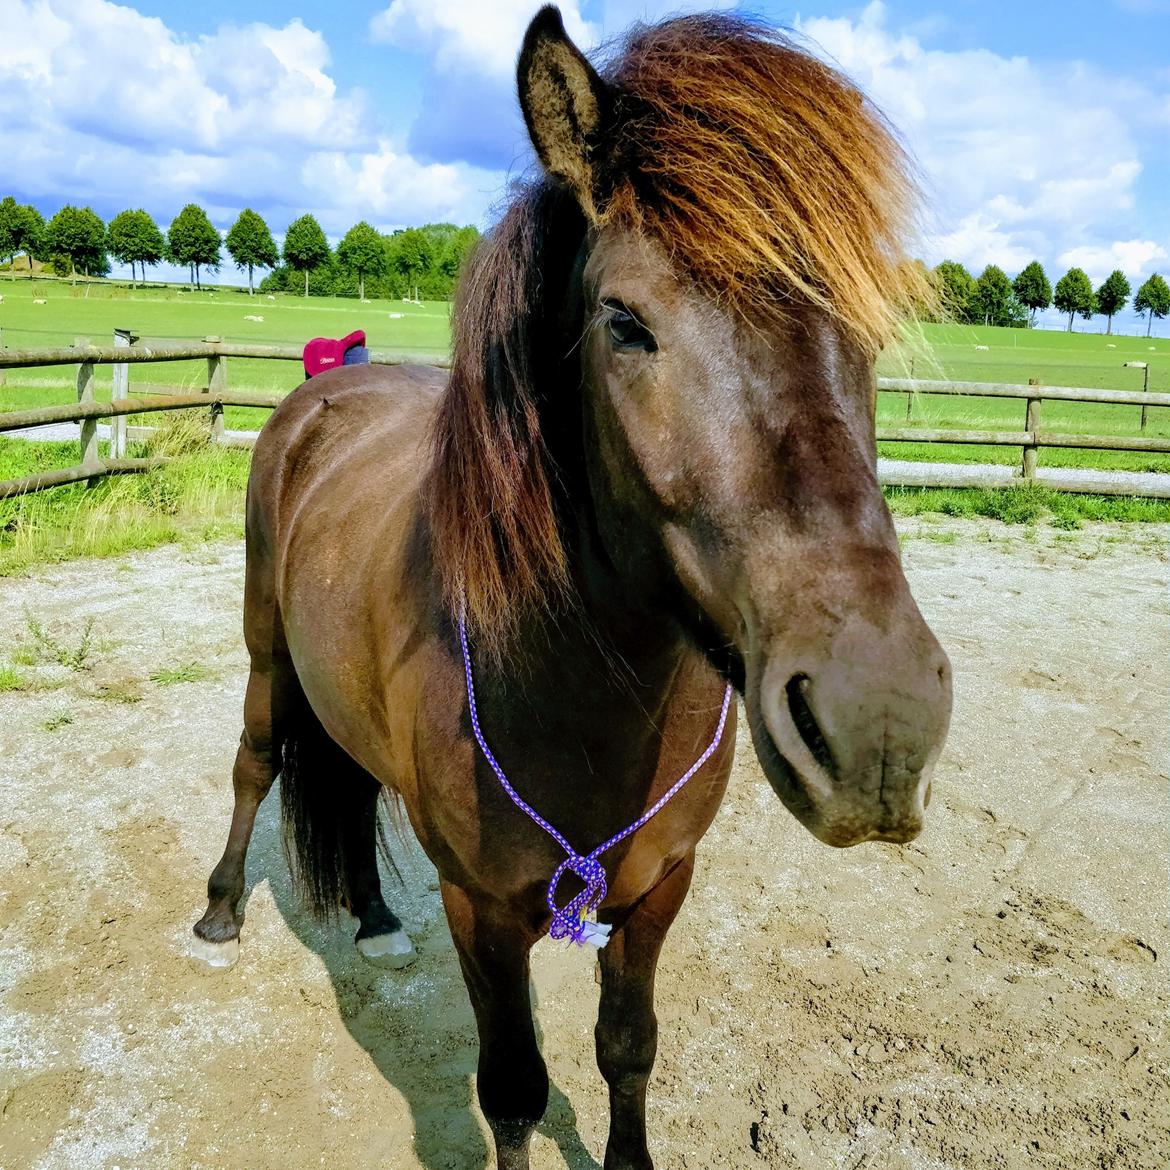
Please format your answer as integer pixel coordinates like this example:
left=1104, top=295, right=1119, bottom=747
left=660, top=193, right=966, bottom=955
left=0, top=342, right=451, bottom=370
left=0, top=336, right=1164, bottom=498
left=0, top=457, right=165, bottom=500
left=876, top=377, right=1170, bottom=410
left=0, top=391, right=285, bottom=433
left=873, top=427, right=1170, bottom=453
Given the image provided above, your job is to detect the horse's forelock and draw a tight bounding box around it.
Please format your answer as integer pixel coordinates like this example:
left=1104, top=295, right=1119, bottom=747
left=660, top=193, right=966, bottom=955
left=599, top=14, right=933, bottom=354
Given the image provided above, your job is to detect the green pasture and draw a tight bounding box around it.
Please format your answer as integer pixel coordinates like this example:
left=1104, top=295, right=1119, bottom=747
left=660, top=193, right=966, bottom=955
left=0, top=277, right=450, bottom=429
left=874, top=321, right=1170, bottom=472
left=882, top=322, right=1166, bottom=393
left=2, top=278, right=1170, bottom=552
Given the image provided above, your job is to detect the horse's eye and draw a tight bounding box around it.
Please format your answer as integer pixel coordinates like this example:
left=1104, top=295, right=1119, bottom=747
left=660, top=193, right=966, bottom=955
left=603, top=300, right=657, bottom=352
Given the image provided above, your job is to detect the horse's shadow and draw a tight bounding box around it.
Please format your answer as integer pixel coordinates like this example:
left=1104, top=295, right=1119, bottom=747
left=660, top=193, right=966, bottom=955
left=238, top=789, right=601, bottom=1170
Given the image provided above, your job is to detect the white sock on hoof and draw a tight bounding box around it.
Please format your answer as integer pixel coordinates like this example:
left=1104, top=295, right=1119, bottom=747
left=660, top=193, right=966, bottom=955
left=190, top=934, right=240, bottom=968
left=357, top=929, right=416, bottom=969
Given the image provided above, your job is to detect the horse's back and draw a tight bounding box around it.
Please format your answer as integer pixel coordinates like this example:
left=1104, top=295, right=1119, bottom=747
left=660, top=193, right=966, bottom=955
left=250, top=363, right=446, bottom=521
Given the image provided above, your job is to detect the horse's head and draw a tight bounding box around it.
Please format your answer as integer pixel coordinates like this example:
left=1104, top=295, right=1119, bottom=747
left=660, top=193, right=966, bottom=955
left=515, top=8, right=952, bottom=848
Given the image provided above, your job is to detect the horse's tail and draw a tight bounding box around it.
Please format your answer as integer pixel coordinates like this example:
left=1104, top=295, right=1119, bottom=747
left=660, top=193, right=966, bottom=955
left=278, top=701, right=396, bottom=920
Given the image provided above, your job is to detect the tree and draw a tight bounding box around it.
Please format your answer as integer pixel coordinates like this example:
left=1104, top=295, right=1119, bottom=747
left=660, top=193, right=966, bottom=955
left=1134, top=273, right=1170, bottom=339
left=1095, top=269, right=1131, bottom=336
left=0, top=197, right=18, bottom=277
left=107, top=209, right=165, bottom=285
left=387, top=227, right=435, bottom=292
left=167, top=203, right=221, bottom=290
left=1012, top=261, right=1052, bottom=325
left=0, top=198, right=47, bottom=278
left=969, top=264, right=1025, bottom=328
left=225, top=208, right=278, bottom=294
left=1053, top=267, right=1096, bottom=332
left=41, top=205, right=106, bottom=283
left=283, top=213, right=331, bottom=297
left=933, top=260, right=975, bottom=323
left=336, top=221, right=387, bottom=300
left=437, top=225, right=479, bottom=281
left=13, top=203, right=44, bottom=278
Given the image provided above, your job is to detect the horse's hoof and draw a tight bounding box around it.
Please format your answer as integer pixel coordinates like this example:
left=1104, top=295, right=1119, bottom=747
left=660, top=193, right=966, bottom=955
left=357, top=929, right=416, bottom=969
left=190, top=933, right=240, bottom=969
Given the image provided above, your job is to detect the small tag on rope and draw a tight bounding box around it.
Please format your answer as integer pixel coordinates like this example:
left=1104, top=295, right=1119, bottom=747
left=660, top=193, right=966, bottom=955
left=577, top=919, right=612, bottom=948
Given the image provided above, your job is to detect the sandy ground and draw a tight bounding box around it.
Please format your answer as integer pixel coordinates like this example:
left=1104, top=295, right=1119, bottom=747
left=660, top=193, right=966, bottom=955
left=0, top=521, right=1167, bottom=1170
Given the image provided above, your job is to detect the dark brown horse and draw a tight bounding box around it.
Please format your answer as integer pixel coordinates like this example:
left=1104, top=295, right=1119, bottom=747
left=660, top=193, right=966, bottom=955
left=193, top=9, right=952, bottom=1168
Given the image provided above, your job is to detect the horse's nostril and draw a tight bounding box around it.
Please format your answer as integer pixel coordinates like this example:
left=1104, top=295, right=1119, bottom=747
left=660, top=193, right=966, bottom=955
left=785, top=674, right=836, bottom=779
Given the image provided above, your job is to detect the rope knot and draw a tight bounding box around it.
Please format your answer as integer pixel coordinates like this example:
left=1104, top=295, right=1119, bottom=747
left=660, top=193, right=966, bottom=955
left=547, top=853, right=608, bottom=944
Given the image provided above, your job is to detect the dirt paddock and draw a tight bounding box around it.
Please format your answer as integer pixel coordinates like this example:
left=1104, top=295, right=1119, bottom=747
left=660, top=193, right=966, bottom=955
left=1, top=521, right=1167, bottom=1169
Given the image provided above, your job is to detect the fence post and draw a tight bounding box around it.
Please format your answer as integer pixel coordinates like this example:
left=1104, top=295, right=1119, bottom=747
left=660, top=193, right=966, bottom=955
left=0, top=326, right=6, bottom=388
left=1141, top=364, right=1149, bottom=433
left=1022, top=378, right=1041, bottom=479
left=204, top=336, right=226, bottom=443
left=111, top=328, right=135, bottom=459
left=75, top=336, right=99, bottom=484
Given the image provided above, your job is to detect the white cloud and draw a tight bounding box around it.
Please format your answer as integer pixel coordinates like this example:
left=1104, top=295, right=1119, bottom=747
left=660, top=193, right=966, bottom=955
left=1058, top=239, right=1170, bottom=283
left=370, top=0, right=597, bottom=77
left=0, top=0, right=366, bottom=154
left=795, top=2, right=1166, bottom=280
left=301, top=142, right=488, bottom=226
left=0, top=0, right=493, bottom=232
left=369, top=0, right=739, bottom=80
left=930, top=213, right=1037, bottom=275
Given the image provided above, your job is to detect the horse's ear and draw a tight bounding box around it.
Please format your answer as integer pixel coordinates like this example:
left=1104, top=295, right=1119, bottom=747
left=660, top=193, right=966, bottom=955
left=518, top=6, right=610, bottom=218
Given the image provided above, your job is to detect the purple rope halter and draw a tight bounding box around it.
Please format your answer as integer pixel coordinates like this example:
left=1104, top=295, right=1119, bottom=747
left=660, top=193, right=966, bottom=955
left=458, top=614, right=733, bottom=948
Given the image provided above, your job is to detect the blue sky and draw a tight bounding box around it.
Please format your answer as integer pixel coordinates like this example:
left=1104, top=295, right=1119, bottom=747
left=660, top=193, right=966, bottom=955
left=1, top=0, right=1168, bottom=330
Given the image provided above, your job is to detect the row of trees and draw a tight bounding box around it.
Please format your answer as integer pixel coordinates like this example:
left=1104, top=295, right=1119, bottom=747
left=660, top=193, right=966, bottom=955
left=0, top=197, right=480, bottom=300
left=932, top=258, right=1170, bottom=337
left=262, top=218, right=479, bottom=301
left=2, top=195, right=1166, bottom=330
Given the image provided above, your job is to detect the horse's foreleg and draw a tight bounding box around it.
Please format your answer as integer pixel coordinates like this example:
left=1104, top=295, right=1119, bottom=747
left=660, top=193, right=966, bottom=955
left=596, top=853, right=695, bottom=1170
left=442, top=880, right=548, bottom=1170
left=191, top=663, right=286, bottom=966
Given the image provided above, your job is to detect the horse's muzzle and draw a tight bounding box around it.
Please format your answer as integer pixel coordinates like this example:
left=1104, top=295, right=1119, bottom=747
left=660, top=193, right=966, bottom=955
left=748, top=616, right=952, bottom=848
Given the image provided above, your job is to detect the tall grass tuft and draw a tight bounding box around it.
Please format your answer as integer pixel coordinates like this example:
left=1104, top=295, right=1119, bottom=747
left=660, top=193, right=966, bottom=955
left=0, top=422, right=250, bottom=575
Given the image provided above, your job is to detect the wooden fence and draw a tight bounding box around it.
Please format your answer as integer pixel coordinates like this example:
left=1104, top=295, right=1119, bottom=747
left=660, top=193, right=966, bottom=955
left=0, top=336, right=1167, bottom=499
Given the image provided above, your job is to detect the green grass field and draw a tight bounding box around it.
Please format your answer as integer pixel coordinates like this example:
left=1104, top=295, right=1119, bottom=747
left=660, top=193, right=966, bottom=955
left=2, top=277, right=1166, bottom=458
left=877, top=322, right=1170, bottom=472
left=0, top=277, right=1168, bottom=571
left=0, top=277, right=450, bottom=429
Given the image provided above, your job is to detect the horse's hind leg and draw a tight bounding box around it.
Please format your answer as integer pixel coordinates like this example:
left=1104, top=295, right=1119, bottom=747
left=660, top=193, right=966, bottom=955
left=191, top=657, right=292, bottom=967
left=338, top=766, right=415, bottom=970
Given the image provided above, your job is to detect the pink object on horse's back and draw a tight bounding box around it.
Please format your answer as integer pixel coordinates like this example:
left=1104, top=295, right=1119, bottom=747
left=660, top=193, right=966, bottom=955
left=303, top=331, right=366, bottom=378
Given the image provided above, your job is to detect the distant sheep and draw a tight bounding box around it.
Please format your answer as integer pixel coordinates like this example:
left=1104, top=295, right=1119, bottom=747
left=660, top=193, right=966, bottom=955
left=243, top=314, right=264, bottom=322
left=33, top=298, right=46, bottom=304
left=974, top=344, right=989, bottom=351
left=266, top=295, right=275, bottom=301
left=388, top=312, right=404, bottom=319
left=1106, top=343, right=1116, bottom=348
